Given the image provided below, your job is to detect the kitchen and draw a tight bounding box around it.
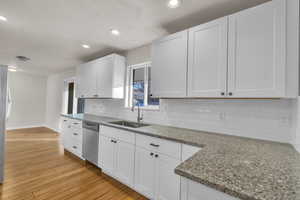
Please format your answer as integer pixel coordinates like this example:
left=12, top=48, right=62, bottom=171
left=0, top=0, right=300, bottom=199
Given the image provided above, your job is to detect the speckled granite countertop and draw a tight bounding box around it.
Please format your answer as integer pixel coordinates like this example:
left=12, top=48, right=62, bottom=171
left=61, top=113, right=300, bottom=200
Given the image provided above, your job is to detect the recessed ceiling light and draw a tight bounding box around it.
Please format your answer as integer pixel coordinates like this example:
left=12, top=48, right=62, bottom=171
left=110, top=29, right=120, bottom=36
left=0, top=16, right=7, bottom=22
left=8, top=68, right=17, bottom=72
left=82, top=44, right=90, bottom=49
left=167, top=0, right=182, bottom=8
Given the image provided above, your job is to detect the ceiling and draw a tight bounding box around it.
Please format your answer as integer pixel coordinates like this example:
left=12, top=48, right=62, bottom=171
left=0, top=0, right=270, bottom=76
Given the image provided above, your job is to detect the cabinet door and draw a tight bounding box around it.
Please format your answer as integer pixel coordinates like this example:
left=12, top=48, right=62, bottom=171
left=151, top=30, right=188, bottom=97
left=61, top=119, right=71, bottom=149
left=96, top=56, right=113, bottom=98
left=228, top=0, right=286, bottom=97
left=181, top=178, right=239, bottom=200
left=98, top=135, right=115, bottom=174
left=76, top=62, right=97, bottom=98
left=188, top=17, right=228, bottom=97
left=114, top=141, right=135, bottom=187
left=155, top=154, right=181, bottom=200
left=134, top=147, right=156, bottom=199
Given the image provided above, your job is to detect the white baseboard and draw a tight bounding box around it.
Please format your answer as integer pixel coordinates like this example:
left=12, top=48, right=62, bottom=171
left=6, top=124, right=46, bottom=131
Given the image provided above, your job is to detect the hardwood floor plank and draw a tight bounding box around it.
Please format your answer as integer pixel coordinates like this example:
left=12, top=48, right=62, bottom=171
left=2, top=128, right=148, bottom=200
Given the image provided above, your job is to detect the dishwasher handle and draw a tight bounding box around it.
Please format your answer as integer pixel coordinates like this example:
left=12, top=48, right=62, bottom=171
left=83, top=121, right=99, bottom=131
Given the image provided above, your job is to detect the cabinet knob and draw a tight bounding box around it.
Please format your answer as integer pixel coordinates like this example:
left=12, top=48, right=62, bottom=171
left=150, top=153, right=154, bottom=156
left=155, top=154, right=159, bottom=158
left=73, top=133, right=78, bottom=136
left=150, top=94, right=153, bottom=97
left=228, top=92, right=233, bottom=96
left=221, top=92, right=225, bottom=96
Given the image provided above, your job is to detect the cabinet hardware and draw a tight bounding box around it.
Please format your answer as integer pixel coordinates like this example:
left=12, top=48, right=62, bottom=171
left=228, top=92, right=233, bottom=96
left=150, top=94, right=153, bottom=97
left=63, top=120, right=67, bottom=122
left=155, top=154, right=159, bottom=158
left=73, top=133, right=78, bottom=136
left=72, top=146, right=77, bottom=149
left=111, top=139, right=114, bottom=143
left=150, top=153, right=154, bottom=156
left=93, top=94, right=98, bottom=97
left=73, top=122, right=79, bottom=125
left=221, top=92, right=225, bottom=96
left=150, top=143, right=160, bottom=147
left=81, top=95, right=84, bottom=98
left=68, top=126, right=71, bottom=128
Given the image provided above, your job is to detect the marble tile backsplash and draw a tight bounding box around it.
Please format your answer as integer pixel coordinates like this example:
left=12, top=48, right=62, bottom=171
left=85, top=98, right=294, bottom=143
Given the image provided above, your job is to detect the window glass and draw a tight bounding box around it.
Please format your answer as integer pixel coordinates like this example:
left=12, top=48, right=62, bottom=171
left=133, top=68, right=145, bottom=106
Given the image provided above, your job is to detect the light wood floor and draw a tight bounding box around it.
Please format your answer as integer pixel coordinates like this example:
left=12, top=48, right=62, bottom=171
left=2, top=127, right=148, bottom=200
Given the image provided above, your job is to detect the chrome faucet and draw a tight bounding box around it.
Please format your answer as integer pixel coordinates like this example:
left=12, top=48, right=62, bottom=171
left=131, top=99, right=143, bottom=124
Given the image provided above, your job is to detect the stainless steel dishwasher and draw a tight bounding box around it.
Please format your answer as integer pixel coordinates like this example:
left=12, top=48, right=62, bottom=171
left=82, top=121, right=99, bottom=166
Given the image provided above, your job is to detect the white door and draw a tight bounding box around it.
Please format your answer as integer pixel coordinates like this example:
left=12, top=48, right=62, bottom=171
left=98, top=135, right=116, bottom=175
left=155, top=154, right=181, bottom=200
left=134, top=147, right=156, bottom=199
left=76, top=62, right=97, bottom=98
left=188, top=17, right=228, bottom=97
left=96, top=56, right=113, bottom=98
left=227, top=0, right=286, bottom=98
left=151, top=30, right=188, bottom=98
left=114, top=140, right=135, bottom=187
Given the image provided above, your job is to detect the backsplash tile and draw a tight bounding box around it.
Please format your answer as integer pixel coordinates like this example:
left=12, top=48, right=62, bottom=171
left=85, top=98, right=294, bottom=143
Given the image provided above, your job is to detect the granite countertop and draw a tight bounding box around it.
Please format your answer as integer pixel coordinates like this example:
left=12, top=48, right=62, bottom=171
left=61, top=113, right=300, bottom=200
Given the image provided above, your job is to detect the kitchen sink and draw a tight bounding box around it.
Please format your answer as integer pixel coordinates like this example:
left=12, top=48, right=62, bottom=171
left=109, top=121, right=150, bottom=128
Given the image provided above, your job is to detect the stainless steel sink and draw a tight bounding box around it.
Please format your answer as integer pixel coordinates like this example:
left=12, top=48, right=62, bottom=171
left=110, top=121, right=150, bottom=128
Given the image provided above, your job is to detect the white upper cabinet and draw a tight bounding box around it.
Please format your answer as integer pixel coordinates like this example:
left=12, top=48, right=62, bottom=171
left=151, top=0, right=298, bottom=98
left=151, top=30, right=188, bottom=98
left=76, top=62, right=98, bottom=98
left=76, top=54, right=125, bottom=99
left=188, top=17, right=228, bottom=97
left=227, top=0, right=286, bottom=98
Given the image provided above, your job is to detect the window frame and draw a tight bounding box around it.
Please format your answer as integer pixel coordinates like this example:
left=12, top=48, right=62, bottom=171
left=125, top=62, right=159, bottom=110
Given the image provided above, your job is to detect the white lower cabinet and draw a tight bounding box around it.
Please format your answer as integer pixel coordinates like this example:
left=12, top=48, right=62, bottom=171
left=60, top=117, right=84, bottom=159
left=155, top=154, right=181, bottom=200
left=134, top=147, right=156, bottom=199
left=181, top=178, right=239, bottom=200
left=134, top=140, right=181, bottom=200
left=98, top=126, right=135, bottom=188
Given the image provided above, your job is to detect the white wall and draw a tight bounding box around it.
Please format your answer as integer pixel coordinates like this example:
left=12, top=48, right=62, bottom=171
left=45, top=70, right=75, bottom=132
left=7, top=71, right=47, bottom=130
left=83, top=45, right=296, bottom=144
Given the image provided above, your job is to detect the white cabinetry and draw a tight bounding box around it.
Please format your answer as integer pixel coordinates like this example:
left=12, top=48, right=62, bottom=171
left=227, top=0, right=286, bottom=98
left=98, top=125, right=135, bottom=187
left=151, top=0, right=298, bottom=98
left=60, top=117, right=84, bottom=159
left=151, top=30, right=188, bottom=98
left=181, top=178, right=239, bottom=200
left=76, top=54, right=125, bottom=99
left=188, top=17, right=228, bottom=97
left=134, top=134, right=182, bottom=200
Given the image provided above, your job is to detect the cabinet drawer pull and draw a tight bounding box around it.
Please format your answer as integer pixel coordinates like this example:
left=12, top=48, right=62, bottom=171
left=73, top=133, right=78, bottom=136
left=93, top=94, right=98, bottom=97
left=150, top=143, right=160, bottom=147
left=63, top=120, right=67, bottom=122
left=72, top=146, right=77, bottom=149
left=73, top=122, right=79, bottom=125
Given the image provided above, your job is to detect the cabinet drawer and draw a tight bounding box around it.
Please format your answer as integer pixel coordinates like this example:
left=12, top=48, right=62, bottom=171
left=69, top=138, right=82, bottom=154
left=100, top=125, right=135, bottom=144
left=136, top=134, right=181, bottom=159
left=70, top=119, right=82, bottom=129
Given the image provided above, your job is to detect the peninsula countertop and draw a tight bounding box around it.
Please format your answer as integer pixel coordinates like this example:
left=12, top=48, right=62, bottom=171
left=61, top=113, right=300, bottom=200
